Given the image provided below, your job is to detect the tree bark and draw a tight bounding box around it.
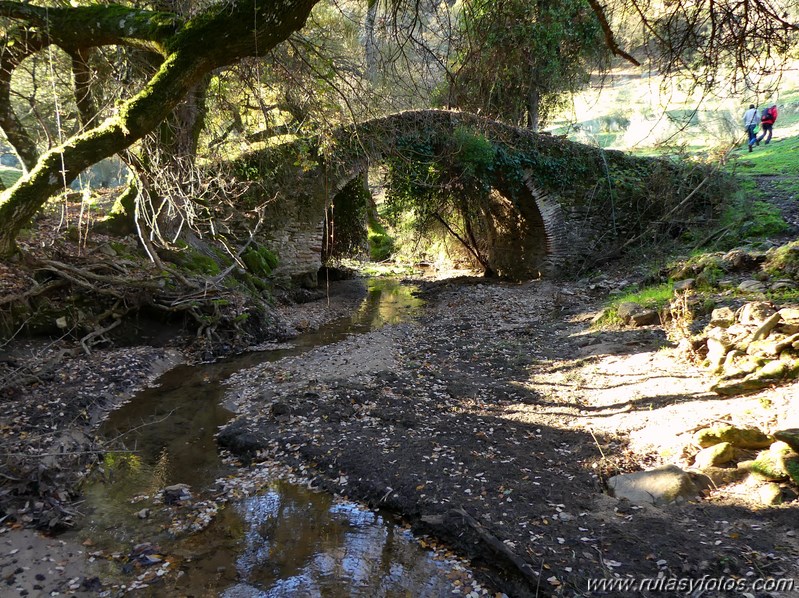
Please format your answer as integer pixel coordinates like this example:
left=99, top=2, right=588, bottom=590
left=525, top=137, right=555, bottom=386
left=363, top=0, right=380, bottom=84
left=0, top=0, right=320, bottom=258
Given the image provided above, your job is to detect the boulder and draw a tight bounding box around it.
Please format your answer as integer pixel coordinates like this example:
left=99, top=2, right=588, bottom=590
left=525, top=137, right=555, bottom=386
left=778, top=307, right=799, bottom=323
left=771, top=280, right=797, bottom=291
left=737, top=442, right=794, bottom=481
left=607, top=465, right=701, bottom=506
left=694, top=425, right=771, bottom=449
left=748, top=312, right=782, bottom=343
left=706, top=336, right=732, bottom=372
left=737, top=280, right=767, bottom=294
left=217, top=419, right=270, bottom=465
left=673, top=279, right=695, bottom=291
left=163, top=484, right=192, bottom=505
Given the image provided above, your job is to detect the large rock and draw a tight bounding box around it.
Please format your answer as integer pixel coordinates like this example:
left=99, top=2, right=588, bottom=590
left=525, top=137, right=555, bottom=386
left=629, top=309, right=660, bottom=327
left=748, top=312, right=782, bottom=343
left=217, top=420, right=270, bottom=465
left=737, top=280, right=767, bottom=294
left=737, top=442, right=795, bottom=481
left=758, top=483, right=783, bottom=505
left=607, top=465, right=701, bottom=506
left=693, top=425, right=771, bottom=449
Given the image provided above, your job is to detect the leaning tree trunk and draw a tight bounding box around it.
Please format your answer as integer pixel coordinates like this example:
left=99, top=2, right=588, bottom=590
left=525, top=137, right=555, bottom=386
left=0, top=0, right=320, bottom=258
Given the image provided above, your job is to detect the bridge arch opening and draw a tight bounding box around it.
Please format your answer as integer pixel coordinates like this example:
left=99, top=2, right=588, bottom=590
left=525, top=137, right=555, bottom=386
left=322, top=161, right=565, bottom=281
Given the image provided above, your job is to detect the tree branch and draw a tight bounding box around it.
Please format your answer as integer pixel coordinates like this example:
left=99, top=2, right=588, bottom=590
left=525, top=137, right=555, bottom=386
left=0, top=2, right=180, bottom=53
left=585, top=0, right=641, bottom=66
left=0, top=0, right=321, bottom=257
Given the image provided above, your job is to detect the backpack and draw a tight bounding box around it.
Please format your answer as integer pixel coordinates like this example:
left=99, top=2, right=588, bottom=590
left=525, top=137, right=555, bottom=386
left=761, top=106, right=777, bottom=123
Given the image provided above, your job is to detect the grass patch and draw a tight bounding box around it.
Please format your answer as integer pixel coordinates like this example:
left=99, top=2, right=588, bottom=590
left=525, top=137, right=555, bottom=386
left=611, top=283, right=674, bottom=308
left=367, top=219, right=394, bottom=261
left=594, top=282, right=673, bottom=327
left=0, top=167, right=22, bottom=188
left=712, top=194, right=789, bottom=247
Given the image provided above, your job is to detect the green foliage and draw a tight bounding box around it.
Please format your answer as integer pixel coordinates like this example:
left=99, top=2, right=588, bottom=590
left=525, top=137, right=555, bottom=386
left=451, top=127, right=495, bottom=177
left=594, top=283, right=673, bottom=327
left=613, top=283, right=674, bottom=308
left=449, top=0, right=610, bottom=127
left=367, top=218, right=394, bottom=261
left=181, top=249, right=222, bottom=276
left=764, top=240, right=799, bottom=280
left=242, top=245, right=279, bottom=277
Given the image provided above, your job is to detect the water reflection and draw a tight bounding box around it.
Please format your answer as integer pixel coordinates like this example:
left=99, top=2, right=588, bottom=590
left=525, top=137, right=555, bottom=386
left=73, top=278, right=474, bottom=595
left=223, top=482, right=454, bottom=597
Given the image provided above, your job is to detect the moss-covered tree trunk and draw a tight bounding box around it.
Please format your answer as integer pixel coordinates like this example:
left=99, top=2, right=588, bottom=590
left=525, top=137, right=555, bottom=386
left=0, top=0, right=320, bottom=258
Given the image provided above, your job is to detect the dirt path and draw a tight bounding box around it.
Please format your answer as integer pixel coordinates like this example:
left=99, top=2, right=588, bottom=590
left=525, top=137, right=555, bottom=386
left=222, top=276, right=799, bottom=597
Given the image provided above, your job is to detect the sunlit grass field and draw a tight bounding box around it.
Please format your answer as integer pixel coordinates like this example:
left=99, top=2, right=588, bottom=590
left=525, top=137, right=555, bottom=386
left=549, top=62, right=799, bottom=159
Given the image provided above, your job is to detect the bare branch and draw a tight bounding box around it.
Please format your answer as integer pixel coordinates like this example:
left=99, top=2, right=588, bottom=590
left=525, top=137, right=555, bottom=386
left=586, top=0, right=641, bottom=66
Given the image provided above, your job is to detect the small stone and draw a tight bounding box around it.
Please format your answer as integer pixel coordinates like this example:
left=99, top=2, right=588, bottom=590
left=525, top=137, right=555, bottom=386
left=709, top=307, right=736, bottom=327
left=758, top=483, right=783, bottom=505
left=694, top=442, right=735, bottom=468
left=136, top=508, right=150, bottom=519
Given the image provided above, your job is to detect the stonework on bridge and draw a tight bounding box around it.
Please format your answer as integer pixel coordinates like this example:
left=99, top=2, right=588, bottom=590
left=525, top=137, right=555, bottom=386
left=230, top=110, right=722, bottom=286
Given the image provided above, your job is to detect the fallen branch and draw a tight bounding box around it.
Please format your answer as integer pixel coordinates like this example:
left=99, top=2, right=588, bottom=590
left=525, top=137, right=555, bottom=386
left=80, top=317, right=122, bottom=355
left=422, top=507, right=540, bottom=586
left=0, top=279, right=67, bottom=306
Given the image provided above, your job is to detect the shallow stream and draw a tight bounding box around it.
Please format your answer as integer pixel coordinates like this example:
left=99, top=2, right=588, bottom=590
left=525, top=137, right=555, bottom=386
left=70, top=279, right=474, bottom=595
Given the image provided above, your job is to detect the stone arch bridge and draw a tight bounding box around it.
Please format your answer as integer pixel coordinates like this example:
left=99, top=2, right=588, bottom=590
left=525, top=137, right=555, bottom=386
left=231, top=110, right=719, bottom=287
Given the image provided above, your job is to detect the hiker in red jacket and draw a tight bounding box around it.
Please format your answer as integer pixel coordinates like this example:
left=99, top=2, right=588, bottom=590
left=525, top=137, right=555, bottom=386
left=757, top=104, right=778, bottom=145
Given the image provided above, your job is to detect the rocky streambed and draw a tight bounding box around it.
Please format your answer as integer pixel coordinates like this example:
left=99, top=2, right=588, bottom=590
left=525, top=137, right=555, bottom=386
left=2, top=272, right=799, bottom=597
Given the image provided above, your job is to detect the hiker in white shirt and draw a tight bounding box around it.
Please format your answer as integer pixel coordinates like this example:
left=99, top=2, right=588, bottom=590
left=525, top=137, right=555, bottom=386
left=743, top=104, right=759, bottom=152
